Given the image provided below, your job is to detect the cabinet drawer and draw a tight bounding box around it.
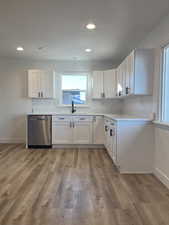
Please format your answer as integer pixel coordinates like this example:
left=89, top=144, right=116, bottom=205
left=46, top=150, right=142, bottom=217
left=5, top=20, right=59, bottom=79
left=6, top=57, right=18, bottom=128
left=52, top=116, right=71, bottom=122
left=104, top=118, right=116, bottom=125
left=104, top=119, right=111, bottom=126
left=73, top=116, right=93, bottom=122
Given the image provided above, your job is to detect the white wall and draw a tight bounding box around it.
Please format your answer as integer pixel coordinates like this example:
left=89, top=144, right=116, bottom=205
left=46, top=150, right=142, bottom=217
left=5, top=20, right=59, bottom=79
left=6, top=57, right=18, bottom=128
left=122, top=13, right=169, bottom=117
left=122, top=13, right=169, bottom=188
left=121, top=96, right=153, bottom=117
left=0, top=58, right=122, bottom=143
left=155, top=125, right=169, bottom=189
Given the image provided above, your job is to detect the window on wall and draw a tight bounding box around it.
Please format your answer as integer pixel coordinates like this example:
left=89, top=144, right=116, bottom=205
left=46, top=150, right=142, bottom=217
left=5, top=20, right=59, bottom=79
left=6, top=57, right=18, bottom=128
left=162, top=45, right=169, bottom=122
left=61, top=74, right=88, bottom=105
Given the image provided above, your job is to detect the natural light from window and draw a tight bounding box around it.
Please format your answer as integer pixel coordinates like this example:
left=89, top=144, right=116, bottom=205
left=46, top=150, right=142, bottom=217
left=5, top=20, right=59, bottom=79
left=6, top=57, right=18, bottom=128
left=162, top=45, right=169, bottom=122
left=61, top=75, right=87, bottom=105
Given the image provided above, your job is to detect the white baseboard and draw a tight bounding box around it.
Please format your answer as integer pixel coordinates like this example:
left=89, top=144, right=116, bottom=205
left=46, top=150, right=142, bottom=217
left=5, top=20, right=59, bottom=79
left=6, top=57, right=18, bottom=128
left=52, top=144, right=105, bottom=149
left=154, top=167, right=169, bottom=189
left=0, top=138, right=25, bottom=144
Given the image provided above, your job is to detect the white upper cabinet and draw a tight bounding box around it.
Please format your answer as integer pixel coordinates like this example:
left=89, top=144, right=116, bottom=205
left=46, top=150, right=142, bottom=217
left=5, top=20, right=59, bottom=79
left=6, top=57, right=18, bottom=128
left=104, top=70, right=117, bottom=98
left=116, top=61, right=126, bottom=97
left=40, top=71, right=55, bottom=98
left=28, top=70, right=41, bottom=98
left=125, top=51, right=135, bottom=95
left=28, top=70, right=55, bottom=98
left=92, top=71, right=104, bottom=99
left=92, top=69, right=116, bottom=99
left=116, top=49, right=154, bottom=97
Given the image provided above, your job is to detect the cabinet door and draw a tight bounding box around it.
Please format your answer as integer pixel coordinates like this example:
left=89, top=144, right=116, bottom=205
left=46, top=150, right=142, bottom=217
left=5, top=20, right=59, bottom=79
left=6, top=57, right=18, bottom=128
left=92, top=71, right=104, bottom=99
left=121, top=61, right=127, bottom=96
left=93, top=116, right=104, bottom=144
left=110, top=127, right=117, bottom=165
left=52, top=121, right=73, bottom=144
left=107, top=130, right=112, bottom=157
left=104, top=69, right=116, bottom=98
left=73, top=122, right=93, bottom=144
left=116, top=65, right=124, bottom=97
left=104, top=122, right=109, bottom=149
left=40, top=71, right=55, bottom=98
left=126, top=51, right=135, bottom=95
left=28, top=70, right=41, bottom=98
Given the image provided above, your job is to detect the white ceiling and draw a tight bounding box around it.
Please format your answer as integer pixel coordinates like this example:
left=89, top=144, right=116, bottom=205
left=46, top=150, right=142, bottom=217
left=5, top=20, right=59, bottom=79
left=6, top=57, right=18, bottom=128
left=0, top=0, right=169, bottom=62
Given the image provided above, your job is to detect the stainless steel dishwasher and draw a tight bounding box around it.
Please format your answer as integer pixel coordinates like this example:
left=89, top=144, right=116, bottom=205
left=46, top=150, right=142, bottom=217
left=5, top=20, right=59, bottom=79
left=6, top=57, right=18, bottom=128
left=28, top=115, right=52, bottom=148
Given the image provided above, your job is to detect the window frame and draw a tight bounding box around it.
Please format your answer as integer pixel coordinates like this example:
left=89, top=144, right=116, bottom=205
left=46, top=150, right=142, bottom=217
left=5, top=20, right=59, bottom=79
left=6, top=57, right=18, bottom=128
left=160, top=43, right=169, bottom=122
left=59, top=73, right=89, bottom=107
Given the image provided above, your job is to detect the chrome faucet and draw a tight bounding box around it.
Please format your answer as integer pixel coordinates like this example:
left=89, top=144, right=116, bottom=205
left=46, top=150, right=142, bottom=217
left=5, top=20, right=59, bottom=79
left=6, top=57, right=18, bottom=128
left=71, top=100, right=76, bottom=114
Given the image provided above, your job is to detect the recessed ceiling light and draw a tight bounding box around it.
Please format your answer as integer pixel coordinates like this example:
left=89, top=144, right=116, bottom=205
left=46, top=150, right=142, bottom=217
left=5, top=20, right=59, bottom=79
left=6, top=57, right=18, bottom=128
left=85, top=48, right=92, bottom=52
left=16, top=46, right=24, bottom=51
left=86, top=23, right=96, bottom=30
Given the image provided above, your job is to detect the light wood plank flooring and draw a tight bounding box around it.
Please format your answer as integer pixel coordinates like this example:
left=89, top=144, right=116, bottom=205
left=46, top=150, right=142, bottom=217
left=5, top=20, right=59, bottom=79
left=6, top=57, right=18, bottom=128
left=0, top=144, right=169, bottom=225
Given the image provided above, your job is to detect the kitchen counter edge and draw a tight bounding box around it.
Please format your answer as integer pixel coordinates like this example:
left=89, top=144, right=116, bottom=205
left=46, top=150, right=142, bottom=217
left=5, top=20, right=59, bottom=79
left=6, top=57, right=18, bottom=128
left=27, top=113, right=152, bottom=122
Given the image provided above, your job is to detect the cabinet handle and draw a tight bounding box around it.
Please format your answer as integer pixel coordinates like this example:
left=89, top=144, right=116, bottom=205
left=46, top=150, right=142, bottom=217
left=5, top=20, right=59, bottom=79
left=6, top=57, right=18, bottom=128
left=73, top=122, right=75, bottom=128
left=119, top=91, right=122, bottom=96
left=41, top=92, right=43, bottom=98
left=105, top=125, right=108, bottom=132
left=101, top=92, right=105, bottom=98
left=126, top=87, right=130, bottom=95
left=70, top=121, right=72, bottom=128
left=38, top=92, right=40, bottom=98
left=110, top=129, right=115, bottom=136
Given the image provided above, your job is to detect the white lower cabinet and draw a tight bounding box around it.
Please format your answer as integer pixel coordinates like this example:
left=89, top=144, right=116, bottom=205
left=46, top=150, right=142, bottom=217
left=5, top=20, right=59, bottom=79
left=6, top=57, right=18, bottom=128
left=104, top=119, right=111, bottom=150
left=73, top=122, right=92, bottom=144
left=111, top=130, right=117, bottom=165
left=109, top=124, right=117, bottom=165
left=52, top=117, right=73, bottom=144
left=104, top=118, right=117, bottom=164
left=104, top=117, right=154, bottom=173
left=93, top=116, right=104, bottom=144
left=52, top=116, right=93, bottom=145
left=52, top=122, right=73, bottom=144
left=116, top=121, right=154, bottom=173
left=53, top=115, right=154, bottom=174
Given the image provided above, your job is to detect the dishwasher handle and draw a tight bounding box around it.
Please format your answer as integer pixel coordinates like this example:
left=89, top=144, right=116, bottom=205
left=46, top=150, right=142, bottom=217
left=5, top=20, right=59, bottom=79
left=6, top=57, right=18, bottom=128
left=29, top=116, right=50, bottom=121
left=37, top=118, right=48, bottom=120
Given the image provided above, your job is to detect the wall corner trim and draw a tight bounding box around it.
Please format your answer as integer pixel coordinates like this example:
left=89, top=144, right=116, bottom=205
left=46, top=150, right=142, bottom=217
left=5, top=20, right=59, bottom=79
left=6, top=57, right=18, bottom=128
left=154, top=167, right=169, bottom=189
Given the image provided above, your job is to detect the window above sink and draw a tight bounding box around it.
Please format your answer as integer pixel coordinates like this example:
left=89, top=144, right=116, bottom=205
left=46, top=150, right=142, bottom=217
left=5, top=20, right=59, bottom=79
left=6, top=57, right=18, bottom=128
left=61, top=74, right=88, bottom=105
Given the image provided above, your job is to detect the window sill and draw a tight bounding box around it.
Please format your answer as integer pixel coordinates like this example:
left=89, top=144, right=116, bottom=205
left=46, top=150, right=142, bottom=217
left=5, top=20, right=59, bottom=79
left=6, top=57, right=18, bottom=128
left=153, top=120, right=169, bottom=129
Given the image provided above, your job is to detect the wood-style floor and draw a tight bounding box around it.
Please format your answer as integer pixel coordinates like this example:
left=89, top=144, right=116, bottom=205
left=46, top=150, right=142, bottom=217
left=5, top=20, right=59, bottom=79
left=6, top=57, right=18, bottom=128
left=0, top=144, right=169, bottom=225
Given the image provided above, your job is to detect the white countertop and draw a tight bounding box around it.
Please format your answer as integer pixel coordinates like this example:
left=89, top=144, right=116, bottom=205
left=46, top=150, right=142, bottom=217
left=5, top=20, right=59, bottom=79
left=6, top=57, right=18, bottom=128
left=104, top=114, right=152, bottom=121
left=27, top=112, right=152, bottom=121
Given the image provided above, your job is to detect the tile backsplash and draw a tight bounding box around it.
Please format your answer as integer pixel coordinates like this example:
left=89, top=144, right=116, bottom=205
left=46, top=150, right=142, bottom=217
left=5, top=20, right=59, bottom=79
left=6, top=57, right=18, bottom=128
left=31, top=98, right=122, bottom=114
